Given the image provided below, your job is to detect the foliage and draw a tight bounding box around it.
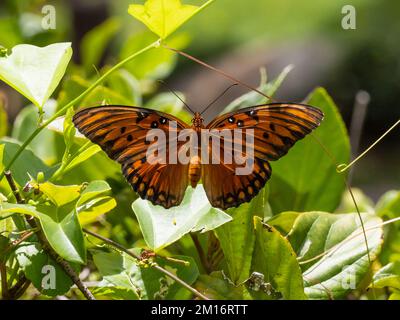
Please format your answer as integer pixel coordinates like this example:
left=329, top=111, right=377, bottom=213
left=0, top=0, right=398, bottom=301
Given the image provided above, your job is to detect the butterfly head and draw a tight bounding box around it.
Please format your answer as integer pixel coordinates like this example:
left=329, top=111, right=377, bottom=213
left=192, top=112, right=205, bottom=128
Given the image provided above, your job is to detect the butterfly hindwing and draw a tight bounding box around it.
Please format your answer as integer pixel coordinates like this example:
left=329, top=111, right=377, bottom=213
left=73, top=106, right=190, bottom=208
left=202, top=103, right=323, bottom=209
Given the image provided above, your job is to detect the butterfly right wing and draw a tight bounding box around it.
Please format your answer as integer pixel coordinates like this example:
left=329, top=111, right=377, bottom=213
left=73, top=105, right=190, bottom=208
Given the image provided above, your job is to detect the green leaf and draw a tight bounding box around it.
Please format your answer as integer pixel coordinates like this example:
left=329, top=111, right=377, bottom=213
left=0, top=43, right=72, bottom=108
left=78, top=196, right=116, bottom=225
left=214, top=187, right=269, bottom=284
left=132, top=185, right=232, bottom=251
left=81, top=18, right=121, bottom=72
left=38, top=181, right=81, bottom=207
left=376, top=190, right=400, bottom=219
left=128, top=0, right=214, bottom=39
left=266, top=211, right=301, bottom=236
left=222, top=65, right=293, bottom=114
left=63, top=145, right=101, bottom=174
left=373, top=261, right=400, bottom=290
left=15, top=242, right=78, bottom=296
left=92, top=251, right=199, bottom=299
left=375, top=190, right=400, bottom=263
left=288, top=212, right=383, bottom=299
left=11, top=100, right=59, bottom=164
left=106, top=69, right=142, bottom=105
left=76, top=180, right=116, bottom=225
left=1, top=202, right=86, bottom=264
left=120, top=31, right=190, bottom=80
left=0, top=138, right=56, bottom=186
left=269, top=88, right=350, bottom=213
left=252, top=217, right=306, bottom=300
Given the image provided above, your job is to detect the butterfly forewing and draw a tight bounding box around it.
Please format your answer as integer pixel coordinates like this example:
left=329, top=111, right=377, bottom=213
left=73, top=106, right=190, bottom=208
left=202, top=103, right=323, bottom=209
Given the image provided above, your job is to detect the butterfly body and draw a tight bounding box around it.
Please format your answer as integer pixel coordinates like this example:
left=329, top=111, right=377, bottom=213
left=187, top=112, right=205, bottom=188
left=73, top=103, right=323, bottom=210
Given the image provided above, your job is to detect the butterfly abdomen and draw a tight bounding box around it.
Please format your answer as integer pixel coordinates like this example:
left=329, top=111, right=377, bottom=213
left=188, top=155, right=201, bottom=188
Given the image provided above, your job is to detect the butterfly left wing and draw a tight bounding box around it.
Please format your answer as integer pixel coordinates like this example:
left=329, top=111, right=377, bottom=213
left=202, top=103, right=324, bottom=209
left=73, top=105, right=190, bottom=208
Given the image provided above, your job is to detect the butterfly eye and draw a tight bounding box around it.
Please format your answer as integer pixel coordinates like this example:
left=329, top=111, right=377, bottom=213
left=237, top=120, right=244, bottom=127
left=228, top=116, right=235, bottom=124
left=151, top=121, right=159, bottom=128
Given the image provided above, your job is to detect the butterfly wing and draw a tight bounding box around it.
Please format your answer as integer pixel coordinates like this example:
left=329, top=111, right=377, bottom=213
left=202, top=103, right=324, bottom=209
left=73, top=106, right=190, bottom=208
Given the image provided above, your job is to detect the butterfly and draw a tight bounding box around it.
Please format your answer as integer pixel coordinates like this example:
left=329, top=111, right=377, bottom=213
left=73, top=103, right=323, bottom=210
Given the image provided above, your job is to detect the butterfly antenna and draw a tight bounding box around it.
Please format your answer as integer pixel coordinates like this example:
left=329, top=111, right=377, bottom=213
left=200, top=83, right=239, bottom=116
left=157, top=80, right=196, bottom=114
left=162, top=43, right=275, bottom=102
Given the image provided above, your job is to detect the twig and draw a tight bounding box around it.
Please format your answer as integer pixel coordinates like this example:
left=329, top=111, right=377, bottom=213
left=4, top=230, right=35, bottom=255
left=4, top=170, right=95, bottom=300
left=4, top=171, right=24, bottom=204
left=190, top=233, right=211, bottom=273
left=83, top=228, right=210, bottom=300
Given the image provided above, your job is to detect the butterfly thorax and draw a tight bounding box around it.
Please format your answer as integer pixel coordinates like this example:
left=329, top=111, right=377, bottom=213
left=192, top=112, right=205, bottom=130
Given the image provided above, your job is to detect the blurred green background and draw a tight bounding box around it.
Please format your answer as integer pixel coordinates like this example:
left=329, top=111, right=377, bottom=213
left=0, top=0, right=399, bottom=200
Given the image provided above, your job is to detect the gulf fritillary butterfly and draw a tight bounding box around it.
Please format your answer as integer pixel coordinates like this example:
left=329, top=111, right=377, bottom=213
left=73, top=103, right=323, bottom=210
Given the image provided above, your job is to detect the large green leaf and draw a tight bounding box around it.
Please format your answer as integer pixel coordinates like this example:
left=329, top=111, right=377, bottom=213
left=92, top=251, right=199, bottom=299
left=15, top=242, right=78, bottom=297
left=128, top=0, right=214, bottom=39
left=252, top=217, right=306, bottom=300
left=0, top=43, right=72, bottom=108
left=288, top=212, right=383, bottom=299
left=269, top=88, right=350, bottom=213
left=132, top=185, right=232, bottom=251
left=214, top=187, right=269, bottom=284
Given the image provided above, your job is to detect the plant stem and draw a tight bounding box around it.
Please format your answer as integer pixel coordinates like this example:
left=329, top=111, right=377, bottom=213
left=83, top=228, right=210, bottom=300
left=0, top=40, right=160, bottom=182
left=190, top=233, right=211, bottom=273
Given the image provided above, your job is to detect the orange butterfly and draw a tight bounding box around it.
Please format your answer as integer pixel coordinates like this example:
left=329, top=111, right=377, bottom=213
left=73, top=103, right=323, bottom=210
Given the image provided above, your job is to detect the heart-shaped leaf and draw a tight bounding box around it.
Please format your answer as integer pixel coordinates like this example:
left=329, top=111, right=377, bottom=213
left=132, top=185, right=232, bottom=251
left=128, top=0, right=214, bottom=39
left=0, top=43, right=72, bottom=108
left=288, top=212, right=383, bottom=299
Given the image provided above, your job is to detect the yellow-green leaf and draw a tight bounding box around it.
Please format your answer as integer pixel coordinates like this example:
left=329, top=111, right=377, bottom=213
left=128, top=0, right=214, bottom=39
